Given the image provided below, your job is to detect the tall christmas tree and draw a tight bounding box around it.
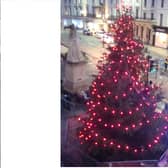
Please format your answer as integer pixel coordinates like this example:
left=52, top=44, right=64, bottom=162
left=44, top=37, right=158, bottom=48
left=77, top=10, right=168, bottom=161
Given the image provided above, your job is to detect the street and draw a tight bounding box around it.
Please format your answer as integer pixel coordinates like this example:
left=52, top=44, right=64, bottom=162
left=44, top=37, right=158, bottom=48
left=61, top=30, right=168, bottom=100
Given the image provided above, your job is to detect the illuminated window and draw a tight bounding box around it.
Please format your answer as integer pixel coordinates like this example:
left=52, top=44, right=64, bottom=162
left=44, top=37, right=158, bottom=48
left=155, top=32, right=167, bottom=48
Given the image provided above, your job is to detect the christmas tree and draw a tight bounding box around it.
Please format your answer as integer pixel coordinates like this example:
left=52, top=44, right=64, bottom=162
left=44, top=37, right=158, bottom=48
left=77, top=10, right=168, bottom=161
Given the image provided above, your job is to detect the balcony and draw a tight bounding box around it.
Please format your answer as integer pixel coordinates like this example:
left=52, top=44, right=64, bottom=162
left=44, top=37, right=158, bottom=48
left=92, top=5, right=102, bottom=8
left=136, top=17, right=155, bottom=20
left=73, top=5, right=82, bottom=9
left=86, top=13, right=96, bottom=18
left=135, top=17, right=156, bottom=23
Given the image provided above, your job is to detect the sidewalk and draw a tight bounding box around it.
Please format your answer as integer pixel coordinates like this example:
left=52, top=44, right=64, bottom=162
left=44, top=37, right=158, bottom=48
left=145, top=45, right=168, bottom=101
left=145, top=45, right=168, bottom=59
left=149, top=72, right=168, bottom=99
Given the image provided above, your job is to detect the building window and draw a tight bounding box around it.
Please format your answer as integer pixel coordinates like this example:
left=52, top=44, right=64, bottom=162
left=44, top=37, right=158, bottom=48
left=148, top=29, right=151, bottom=41
left=161, top=0, right=164, bottom=8
left=64, top=6, right=67, bottom=15
left=144, top=0, right=147, bottom=7
left=110, top=0, right=113, bottom=18
left=146, top=28, right=151, bottom=42
left=99, top=8, right=101, bottom=14
left=86, top=4, right=89, bottom=15
left=151, top=13, right=154, bottom=20
left=136, top=26, right=139, bottom=36
left=69, top=7, right=72, bottom=16
left=143, top=12, right=146, bottom=19
left=152, top=0, right=155, bottom=7
left=99, top=0, right=104, bottom=5
left=136, top=8, right=139, bottom=18
left=141, top=26, right=144, bottom=39
left=155, top=32, right=167, bottom=48
left=160, top=14, right=163, bottom=26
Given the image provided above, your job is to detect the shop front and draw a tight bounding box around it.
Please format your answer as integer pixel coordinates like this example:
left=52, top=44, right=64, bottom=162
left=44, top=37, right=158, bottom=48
left=153, top=26, right=168, bottom=49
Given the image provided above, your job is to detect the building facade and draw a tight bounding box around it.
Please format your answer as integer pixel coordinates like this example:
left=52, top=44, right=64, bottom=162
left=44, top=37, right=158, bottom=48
left=134, top=0, right=168, bottom=48
left=61, top=0, right=168, bottom=48
left=61, top=0, right=142, bottom=32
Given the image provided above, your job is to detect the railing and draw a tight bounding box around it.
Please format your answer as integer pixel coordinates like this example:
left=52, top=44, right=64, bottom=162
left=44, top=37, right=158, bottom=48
left=86, top=13, right=96, bottom=18
left=135, top=17, right=156, bottom=21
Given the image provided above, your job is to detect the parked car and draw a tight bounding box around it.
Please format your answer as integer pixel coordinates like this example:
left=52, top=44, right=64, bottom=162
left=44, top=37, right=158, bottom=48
left=101, top=34, right=114, bottom=44
left=95, top=30, right=105, bottom=38
left=83, top=29, right=93, bottom=36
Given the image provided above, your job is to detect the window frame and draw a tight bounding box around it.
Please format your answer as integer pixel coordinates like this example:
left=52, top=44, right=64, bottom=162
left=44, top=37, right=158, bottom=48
left=151, top=13, right=154, bottom=20
left=152, top=0, right=155, bottom=7
left=144, top=0, right=147, bottom=7
left=160, top=13, right=163, bottom=26
left=161, top=0, right=164, bottom=8
left=143, top=12, right=146, bottom=19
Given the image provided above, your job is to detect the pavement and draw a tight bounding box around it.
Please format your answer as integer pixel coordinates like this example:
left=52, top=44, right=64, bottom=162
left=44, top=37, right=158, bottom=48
left=146, top=50, right=168, bottom=102
left=145, top=45, right=168, bottom=59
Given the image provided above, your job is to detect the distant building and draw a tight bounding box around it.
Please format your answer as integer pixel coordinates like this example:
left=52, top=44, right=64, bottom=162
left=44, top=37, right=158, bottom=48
left=61, top=0, right=142, bottom=32
left=61, top=0, right=168, bottom=48
left=134, top=0, right=168, bottom=48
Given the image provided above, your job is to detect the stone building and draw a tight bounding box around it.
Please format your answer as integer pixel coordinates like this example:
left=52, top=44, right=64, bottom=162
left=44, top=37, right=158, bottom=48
left=61, top=0, right=143, bottom=32
left=61, top=0, right=168, bottom=48
left=134, top=0, right=168, bottom=48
